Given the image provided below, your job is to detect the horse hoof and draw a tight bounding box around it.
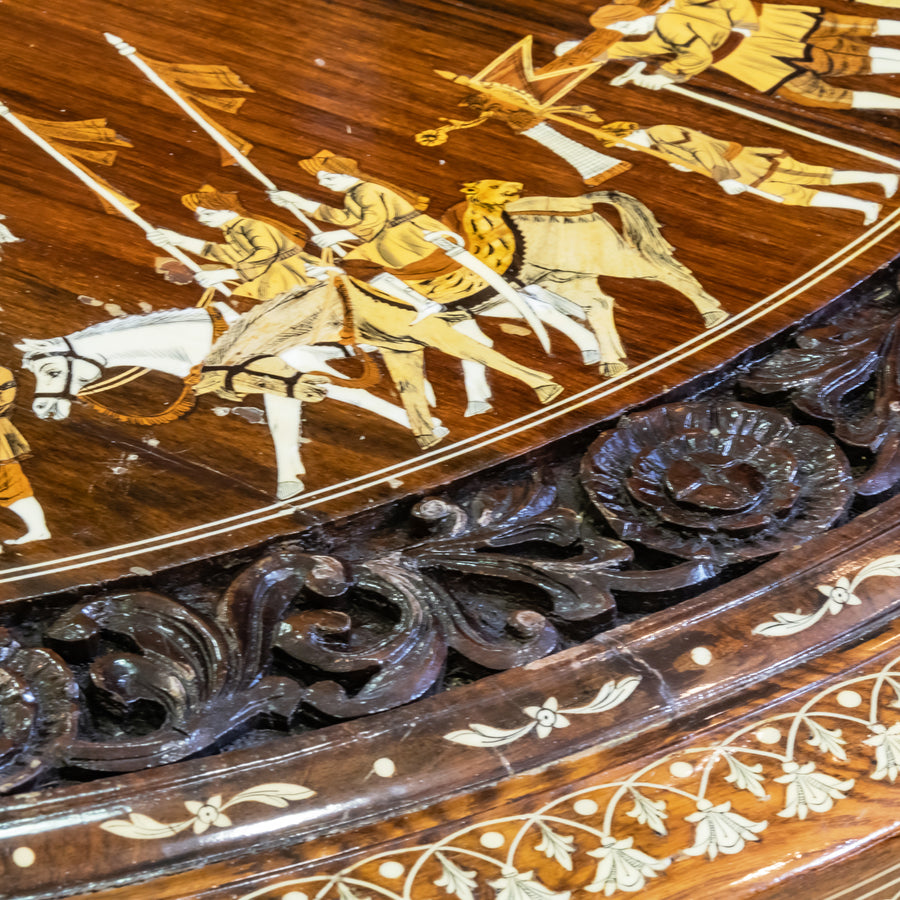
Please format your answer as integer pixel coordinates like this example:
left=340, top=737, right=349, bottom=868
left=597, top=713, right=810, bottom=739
left=416, top=431, right=445, bottom=450
left=581, top=349, right=602, bottom=365
left=534, top=382, right=564, bottom=404
left=702, top=310, right=729, bottom=328
left=599, top=361, right=629, bottom=378
left=465, top=401, right=492, bottom=417
left=276, top=480, right=305, bottom=500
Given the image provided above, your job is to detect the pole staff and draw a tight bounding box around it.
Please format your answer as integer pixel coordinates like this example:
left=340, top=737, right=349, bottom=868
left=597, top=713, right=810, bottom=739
left=0, top=98, right=231, bottom=296
left=103, top=33, right=344, bottom=255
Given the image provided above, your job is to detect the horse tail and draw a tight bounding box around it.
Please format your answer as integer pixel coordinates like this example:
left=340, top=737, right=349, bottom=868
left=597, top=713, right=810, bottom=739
left=581, top=190, right=690, bottom=273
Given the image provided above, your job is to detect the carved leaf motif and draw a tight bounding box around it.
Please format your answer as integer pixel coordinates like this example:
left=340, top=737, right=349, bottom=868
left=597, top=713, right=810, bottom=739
left=434, top=851, right=479, bottom=900
left=741, top=300, right=900, bottom=496
left=275, top=559, right=446, bottom=717
left=535, top=821, right=576, bottom=870
left=45, top=546, right=322, bottom=772
left=0, top=628, right=78, bottom=794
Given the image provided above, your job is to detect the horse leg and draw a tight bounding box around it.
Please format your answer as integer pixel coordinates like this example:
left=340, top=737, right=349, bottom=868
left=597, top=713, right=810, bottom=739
left=531, top=276, right=627, bottom=377
left=324, top=382, right=447, bottom=440
left=380, top=348, right=445, bottom=449
left=263, top=394, right=306, bottom=500
left=479, top=293, right=601, bottom=369
left=451, top=317, right=494, bottom=416
left=409, top=317, right=562, bottom=404
left=615, top=250, right=728, bottom=329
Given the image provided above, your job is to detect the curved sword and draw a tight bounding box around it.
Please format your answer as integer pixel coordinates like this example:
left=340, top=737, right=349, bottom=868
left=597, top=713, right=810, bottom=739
left=422, top=231, right=551, bottom=352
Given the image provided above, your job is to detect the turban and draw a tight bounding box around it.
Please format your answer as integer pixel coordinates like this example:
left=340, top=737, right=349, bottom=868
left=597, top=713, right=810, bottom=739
left=181, top=185, right=246, bottom=213
left=297, top=150, right=363, bottom=177
left=297, top=150, right=429, bottom=211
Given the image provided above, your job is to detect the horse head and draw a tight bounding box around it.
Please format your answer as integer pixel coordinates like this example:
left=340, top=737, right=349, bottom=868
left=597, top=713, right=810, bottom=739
left=459, top=180, right=524, bottom=211
left=15, top=337, right=103, bottom=420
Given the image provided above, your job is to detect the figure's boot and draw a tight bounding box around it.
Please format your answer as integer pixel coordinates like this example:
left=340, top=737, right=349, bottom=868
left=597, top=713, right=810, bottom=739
left=851, top=90, right=900, bottom=112
left=5, top=497, right=51, bottom=544
left=874, top=20, right=900, bottom=37
left=830, top=170, right=899, bottom=198
left=810, top=191, right=882, bottom=225
left=869, top=46, right=900, bottom=74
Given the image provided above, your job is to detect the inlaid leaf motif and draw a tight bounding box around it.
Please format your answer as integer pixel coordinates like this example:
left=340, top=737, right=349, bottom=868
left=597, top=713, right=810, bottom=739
left=804, top=719, right=847, bottom=761
left=565, top=677, right=641, bottom=715
left=625, top=788, right=668, bottom=835
left=775, top=762, right=854, bottom=819
left=721, top=753, right=767, bottom=799
left=752, top=610, right=824, bottom=638
left=100, top=782, right=314, bottom=841
left=864, top=723, right=900, bottom=782
left=854, top=555, right=900, bottom=582
left=434, top=851, right=479, bottom=900
left=99, top=812, right=192, bottom=840
left=489, top=869, right=571, bottom=900
left=444, top=722, right=536, bottom=747
left=223, top=783, right=315, bottom=809
left=535, top=821, right=576, bottom=870
left=336, top=883, right=373, bottom=900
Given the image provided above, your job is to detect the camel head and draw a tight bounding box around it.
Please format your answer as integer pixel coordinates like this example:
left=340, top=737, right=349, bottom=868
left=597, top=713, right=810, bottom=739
left=459, top=180, right=524, bottom=210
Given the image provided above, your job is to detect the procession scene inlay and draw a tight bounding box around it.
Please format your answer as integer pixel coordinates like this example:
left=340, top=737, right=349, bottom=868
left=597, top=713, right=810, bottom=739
left=0, top=0, right=894, bottom=599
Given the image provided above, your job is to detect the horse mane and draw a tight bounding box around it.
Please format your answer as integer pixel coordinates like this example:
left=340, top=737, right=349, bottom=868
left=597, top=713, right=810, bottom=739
left=72, top=308, right=206, bottom=339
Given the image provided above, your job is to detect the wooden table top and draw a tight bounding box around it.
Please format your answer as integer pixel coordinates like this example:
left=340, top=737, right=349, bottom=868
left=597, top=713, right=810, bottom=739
left=2, top=2, right=900, bottom=898
left=0, top=0, right=897, bottom=601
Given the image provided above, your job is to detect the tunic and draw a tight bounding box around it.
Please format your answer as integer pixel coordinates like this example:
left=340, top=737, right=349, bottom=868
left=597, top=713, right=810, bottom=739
left=200, top=216, right=321, bottom=301
left=314, top=182, right=454, bottom=271
left=0, top=368, right=33, bottom=506
left=642, top=124, right=832, bottom=204
left=604, top=0, right=865, bottom=94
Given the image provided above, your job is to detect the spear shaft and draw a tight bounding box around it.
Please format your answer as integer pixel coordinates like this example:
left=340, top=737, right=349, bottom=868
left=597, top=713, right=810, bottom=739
left=103, top=32, right=341, bottom=254
left=0, top=98, right=231, bottom=295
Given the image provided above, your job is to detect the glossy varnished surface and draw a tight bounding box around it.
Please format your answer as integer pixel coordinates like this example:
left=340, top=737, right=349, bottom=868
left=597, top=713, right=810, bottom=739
left=0, top=0, right=897, bottom=599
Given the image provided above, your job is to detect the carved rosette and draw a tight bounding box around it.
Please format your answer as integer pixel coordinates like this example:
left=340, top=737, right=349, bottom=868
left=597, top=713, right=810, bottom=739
left=0, top=627, right=78, bottom=792
left=580, top=402, right=854, bottom=566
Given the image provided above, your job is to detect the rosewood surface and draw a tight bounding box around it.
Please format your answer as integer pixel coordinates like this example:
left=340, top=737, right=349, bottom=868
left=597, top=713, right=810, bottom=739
left=1, top=0, right=900, bottom=898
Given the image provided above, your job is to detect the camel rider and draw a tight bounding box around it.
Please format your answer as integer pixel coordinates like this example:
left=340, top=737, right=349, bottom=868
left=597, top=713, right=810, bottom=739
left=146, top=186, right=334, bottom=308
left=0, top=367, right=50, bottom=545
left=268, top=151, right=468, bottom=321
left=573, top=0, right=900, bottom=113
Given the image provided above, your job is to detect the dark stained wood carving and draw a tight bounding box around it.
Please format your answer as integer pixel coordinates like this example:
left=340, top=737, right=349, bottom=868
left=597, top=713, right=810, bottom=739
left=1, top=0, right=900, bottom=896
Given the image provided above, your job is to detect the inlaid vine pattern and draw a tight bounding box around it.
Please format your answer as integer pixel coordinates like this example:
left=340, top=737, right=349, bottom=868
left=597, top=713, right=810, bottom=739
left=238, top=653, right=900, bottom=899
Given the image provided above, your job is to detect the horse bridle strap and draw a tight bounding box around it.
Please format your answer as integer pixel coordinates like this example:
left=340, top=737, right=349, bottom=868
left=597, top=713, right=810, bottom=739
left=30, top=338, right=105, bottom=399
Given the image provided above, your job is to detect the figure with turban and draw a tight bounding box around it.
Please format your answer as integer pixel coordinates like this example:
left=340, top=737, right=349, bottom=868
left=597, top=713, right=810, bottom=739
left=146, top=185, right=330, bottom=307
left=559, top=0, right=900, bottom=113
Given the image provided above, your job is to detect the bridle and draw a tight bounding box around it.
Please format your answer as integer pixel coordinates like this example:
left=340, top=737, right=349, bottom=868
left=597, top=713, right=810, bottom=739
left=27, top=339, right=104, bottom=400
